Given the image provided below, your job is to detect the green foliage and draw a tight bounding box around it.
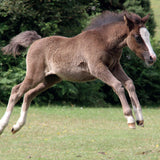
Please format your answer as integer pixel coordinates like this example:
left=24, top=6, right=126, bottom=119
left=0, top=0, right=159, bottom=106
left=34, top=80, right=105, bottom=106
left=0, top=54, right=26, bottom=104
left=0, top=0, right=100, bottom=40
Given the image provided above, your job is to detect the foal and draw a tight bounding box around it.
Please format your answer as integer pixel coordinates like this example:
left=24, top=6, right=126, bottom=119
left=0, top=11, right=156, bottom=134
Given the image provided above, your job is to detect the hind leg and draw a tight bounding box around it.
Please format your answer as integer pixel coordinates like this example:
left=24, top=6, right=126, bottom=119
left=11, top=75, right=61, bottom=134
left=0, top=83, right=22, bottom=134
left=0, top=73, right=45, bottom=135
left=0, top=50, right=48, bottom=134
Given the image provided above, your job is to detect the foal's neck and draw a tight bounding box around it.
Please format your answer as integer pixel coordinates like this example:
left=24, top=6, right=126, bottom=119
left=100, top=22, right=128, bottom=50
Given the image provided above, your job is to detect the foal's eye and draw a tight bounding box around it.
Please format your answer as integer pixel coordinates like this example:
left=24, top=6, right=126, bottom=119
left=134, top=35, right=143, bottom=44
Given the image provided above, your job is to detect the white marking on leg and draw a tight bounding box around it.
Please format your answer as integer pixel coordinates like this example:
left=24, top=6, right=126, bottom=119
left=0, top=111, right=11, bottom=134
left=12, top=110, right=27, bottom=132
left=132, top=105, right=143, bottom=121
left=125, top=115, right=135, bottom=124
left=140, top=27, right=156, bottom=59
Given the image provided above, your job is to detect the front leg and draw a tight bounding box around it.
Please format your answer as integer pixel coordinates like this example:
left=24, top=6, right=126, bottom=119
left=124, top=80, right=144, bottom=126
left=89, top=62, right=135, bottom=128
left=112, top=63, right=144, bottom=127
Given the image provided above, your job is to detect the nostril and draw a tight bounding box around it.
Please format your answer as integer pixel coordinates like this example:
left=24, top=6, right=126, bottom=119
left=147, top=56, right=154, bottom=64
left=150, top=56, right=153, bottom=61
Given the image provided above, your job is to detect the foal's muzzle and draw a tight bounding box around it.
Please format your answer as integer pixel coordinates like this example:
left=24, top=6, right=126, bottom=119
left=144, top=52, right=156, bottom=66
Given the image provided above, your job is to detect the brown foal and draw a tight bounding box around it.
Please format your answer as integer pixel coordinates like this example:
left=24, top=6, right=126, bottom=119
left=0, top=11, right=156, bottom=134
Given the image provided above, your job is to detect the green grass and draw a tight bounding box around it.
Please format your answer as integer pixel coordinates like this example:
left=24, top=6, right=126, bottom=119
left=151, top=0, right=160, bottom=41
left=0, top=105, right=160, bottom=160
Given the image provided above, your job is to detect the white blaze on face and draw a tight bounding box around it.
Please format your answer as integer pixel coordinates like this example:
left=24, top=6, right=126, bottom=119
left=139, top=27, right=156, bottom=61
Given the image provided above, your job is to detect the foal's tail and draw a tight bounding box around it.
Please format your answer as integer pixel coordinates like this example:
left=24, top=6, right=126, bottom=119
left=1, top=31, right=42, bottom=57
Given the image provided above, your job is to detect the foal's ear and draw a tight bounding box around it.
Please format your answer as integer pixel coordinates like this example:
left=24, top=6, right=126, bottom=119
left=124, top=14, right=134, bottom=31
left=142, top=14, right=150, bottom=24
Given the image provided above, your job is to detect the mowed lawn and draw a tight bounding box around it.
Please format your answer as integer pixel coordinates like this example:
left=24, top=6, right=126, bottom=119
left=0, top=106, right=160, bottom=160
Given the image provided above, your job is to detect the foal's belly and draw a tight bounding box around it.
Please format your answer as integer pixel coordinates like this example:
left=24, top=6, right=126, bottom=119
left=45, top=64, right=96, bottom=82
left=57, top=70, right=96, bottom=82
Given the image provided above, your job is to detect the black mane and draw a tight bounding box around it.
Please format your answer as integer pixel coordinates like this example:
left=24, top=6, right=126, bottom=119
left=85, top=11, right=137, bottom=31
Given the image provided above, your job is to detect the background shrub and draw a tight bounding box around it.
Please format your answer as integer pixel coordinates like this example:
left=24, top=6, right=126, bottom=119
left=0, top=0, right=159, bottom=106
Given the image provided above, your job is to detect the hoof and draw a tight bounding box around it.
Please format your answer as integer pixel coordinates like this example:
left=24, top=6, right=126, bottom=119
left=11, top=128, right=17, bottom=134
left=128, top=122, right=136, bottom=129
left=136, top=120, right=144, bottom=127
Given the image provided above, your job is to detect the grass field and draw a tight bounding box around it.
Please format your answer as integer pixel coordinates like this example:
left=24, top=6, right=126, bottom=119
left=0, top=106, right=160, bottom=160
left=150, top=0, right=160, bottom=40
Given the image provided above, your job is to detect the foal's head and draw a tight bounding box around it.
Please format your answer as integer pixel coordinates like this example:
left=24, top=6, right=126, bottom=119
left=124, top=13, right=156, bottom=66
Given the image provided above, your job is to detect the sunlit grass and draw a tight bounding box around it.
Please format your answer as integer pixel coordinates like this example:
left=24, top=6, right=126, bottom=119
left=0, top=105, right=160, bottom=160
left=151, top=0, right=160, bottom=41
